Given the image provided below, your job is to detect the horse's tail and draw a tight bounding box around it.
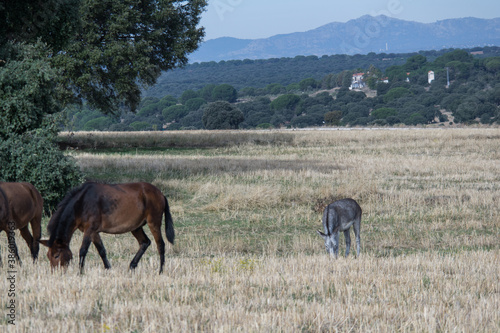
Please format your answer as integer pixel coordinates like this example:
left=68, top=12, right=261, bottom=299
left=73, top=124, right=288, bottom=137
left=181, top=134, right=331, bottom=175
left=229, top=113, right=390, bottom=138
left=164, top=195, right=175, bottom=245
left=0, top=186, right=10, bottom=223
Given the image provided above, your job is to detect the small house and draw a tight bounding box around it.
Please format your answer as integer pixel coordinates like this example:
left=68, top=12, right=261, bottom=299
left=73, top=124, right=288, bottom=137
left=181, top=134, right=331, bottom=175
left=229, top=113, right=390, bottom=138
left=349, top=73, right=366, bottom=90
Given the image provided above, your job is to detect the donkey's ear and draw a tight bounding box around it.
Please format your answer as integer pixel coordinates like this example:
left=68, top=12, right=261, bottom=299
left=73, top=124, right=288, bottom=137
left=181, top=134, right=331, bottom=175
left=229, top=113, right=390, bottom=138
left=317, top=230, right=327, bottom=238
left=39, top=239, right=50, bottom=247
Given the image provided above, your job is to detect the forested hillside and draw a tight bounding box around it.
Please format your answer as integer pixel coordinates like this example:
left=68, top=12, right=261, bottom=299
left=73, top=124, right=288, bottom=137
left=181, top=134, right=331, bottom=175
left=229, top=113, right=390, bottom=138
left=143, top=47, right=500, bottom=98
left=66, top=48, right=500, bottom=131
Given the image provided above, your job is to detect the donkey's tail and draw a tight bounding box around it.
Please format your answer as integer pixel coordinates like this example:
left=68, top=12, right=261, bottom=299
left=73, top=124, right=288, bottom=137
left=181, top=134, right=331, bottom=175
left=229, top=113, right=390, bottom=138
left=164, top=195, right=175, bottom=245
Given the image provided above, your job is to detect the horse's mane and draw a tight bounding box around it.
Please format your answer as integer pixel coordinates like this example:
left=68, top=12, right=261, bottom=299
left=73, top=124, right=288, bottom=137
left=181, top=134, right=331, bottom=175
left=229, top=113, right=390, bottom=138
left=47, top=182, right=94, bottom=246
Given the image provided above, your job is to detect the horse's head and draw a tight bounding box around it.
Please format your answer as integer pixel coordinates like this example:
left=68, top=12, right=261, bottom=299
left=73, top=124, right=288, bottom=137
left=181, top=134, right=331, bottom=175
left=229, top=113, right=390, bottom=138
left=39, top=240, right=73, bottom=269
left=317, top=230, right=338, bottom=257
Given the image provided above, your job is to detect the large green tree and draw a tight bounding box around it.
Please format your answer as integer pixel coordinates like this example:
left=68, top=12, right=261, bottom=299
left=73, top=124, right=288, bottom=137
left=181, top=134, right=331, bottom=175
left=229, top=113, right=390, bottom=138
left=56, top=0, right=207, bottom=114
left=0, top=0, right=207, bottom=209
left=1, top=0, right=207, bottom=114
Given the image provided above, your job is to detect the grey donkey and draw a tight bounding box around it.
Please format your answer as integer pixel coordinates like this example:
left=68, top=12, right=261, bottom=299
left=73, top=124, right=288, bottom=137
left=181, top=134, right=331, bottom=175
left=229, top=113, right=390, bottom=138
left=317, top=198, right=361, bottom=258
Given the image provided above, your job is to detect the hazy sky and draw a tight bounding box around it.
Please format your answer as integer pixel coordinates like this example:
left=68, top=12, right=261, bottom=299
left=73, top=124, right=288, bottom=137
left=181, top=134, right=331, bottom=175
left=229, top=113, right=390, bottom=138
left=200, top=0, right=500, bottom=40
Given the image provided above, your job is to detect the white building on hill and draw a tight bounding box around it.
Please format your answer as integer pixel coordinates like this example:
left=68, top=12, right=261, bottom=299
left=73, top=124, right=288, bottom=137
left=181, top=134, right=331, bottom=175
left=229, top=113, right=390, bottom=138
left=349, top=73, right=366, bottom=90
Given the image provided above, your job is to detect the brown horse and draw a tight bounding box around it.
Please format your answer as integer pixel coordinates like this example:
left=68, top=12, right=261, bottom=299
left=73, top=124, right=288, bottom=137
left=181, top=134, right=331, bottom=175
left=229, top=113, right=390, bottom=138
left=40, top=182, right=174, bottom=274
left=0, top=182, right=43, bottom=266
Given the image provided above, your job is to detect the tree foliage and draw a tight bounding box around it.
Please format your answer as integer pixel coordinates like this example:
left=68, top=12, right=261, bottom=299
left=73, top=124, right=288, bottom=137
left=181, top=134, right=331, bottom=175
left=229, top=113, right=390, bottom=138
left=271, top=94, right=301, bottom=111
left=383, top=87, right=411, bottom=103
left=202, top=101, right=244, bottom=129
left=324, top=111, right=342, bottom=126
left=64, top=47, right=500, bottom=131
left=484, top=57, right=500, bottom=72
left=163, top=105, right=188, bottom=122
left=180, top=90, right=200, bottom=104
left=185, top=97, right=207, bottom=111
left=83, top=117, right=114, bottom=131
left=212, top=83, right=237, bottom=102
left=0, top=123, right=83, bottom=212
left=0, top=0, right=80, bottom=50
left=0, top=42, right=63, bottom=139
left=0, top=0, right=207, bottom=208
left=372, top=108, right=397, bottom=119
left=55, top=0, right=207, bottom=113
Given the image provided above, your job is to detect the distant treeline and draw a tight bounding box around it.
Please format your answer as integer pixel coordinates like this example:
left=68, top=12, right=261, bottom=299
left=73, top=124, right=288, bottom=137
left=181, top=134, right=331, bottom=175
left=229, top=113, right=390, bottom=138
left=65, top=47, right=500, bottom=131
left=144, top=46, right=500, bottom=98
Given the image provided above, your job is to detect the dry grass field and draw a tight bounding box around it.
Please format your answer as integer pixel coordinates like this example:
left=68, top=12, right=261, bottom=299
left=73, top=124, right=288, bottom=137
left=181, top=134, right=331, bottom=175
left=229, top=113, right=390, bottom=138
left=1, top=128, right=499, bottom=332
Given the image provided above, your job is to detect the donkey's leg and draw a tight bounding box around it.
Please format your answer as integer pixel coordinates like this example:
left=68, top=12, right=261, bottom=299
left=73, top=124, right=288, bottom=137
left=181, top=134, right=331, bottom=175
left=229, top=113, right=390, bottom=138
left=19, top=226, right=36, bottom=262
left=129, top=227, right=151, bottom=270
left=92, top=233, right=111, bottom=269
left=344, top=229, right=351, bottom=258
left=78, top=234, right=93, bottom=274
left=353, top=217, right=361, bottom=258
left=148, top=221, right=166, bottom=274
left=334, top=232, right=339, bottom=259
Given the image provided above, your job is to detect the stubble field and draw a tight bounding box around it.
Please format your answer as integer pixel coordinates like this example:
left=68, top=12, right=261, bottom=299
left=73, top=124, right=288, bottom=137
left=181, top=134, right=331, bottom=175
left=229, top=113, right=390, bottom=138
left=1, top=128, right=499, bottom=332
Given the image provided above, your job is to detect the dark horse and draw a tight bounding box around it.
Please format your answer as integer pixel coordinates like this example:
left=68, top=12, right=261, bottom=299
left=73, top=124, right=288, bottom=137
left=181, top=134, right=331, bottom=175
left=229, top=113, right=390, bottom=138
left=0, top=182, right=43, bottom=265
left=40, top=182, right=174, bottom=274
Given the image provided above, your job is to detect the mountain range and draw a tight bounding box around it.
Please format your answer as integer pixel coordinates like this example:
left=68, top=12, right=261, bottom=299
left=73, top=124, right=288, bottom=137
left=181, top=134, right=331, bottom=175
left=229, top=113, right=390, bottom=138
left=189, top=15, right=500, bottom=62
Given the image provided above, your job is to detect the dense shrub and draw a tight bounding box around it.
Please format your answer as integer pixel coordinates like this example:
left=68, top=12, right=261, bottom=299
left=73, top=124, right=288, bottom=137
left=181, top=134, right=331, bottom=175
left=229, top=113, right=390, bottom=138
left=324, top=111, right=342, bottom=125
left=383, top=87, right=411, bottom=103
left=202, top=101, right=244, bottom=129
left=163, top=105, right=188, bottom=122
left=270, top=94, right=301, bottom=111
left=129, top=121, right=152, bottom=131
left=372, top=108, right=397, bottom=119
left=83, top=116, right=113, bottom=131
left=0, top=129, right=83, bottom=212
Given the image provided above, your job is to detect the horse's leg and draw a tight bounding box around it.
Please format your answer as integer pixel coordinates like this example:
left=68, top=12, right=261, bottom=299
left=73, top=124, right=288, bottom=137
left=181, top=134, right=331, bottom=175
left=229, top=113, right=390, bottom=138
left=148, top=221, right=166, bottom=274
left=30, top=216, right=42, bottom=262
left=344, top=229, right=351, bottom=258
left=78, top=234, right=93, bottom=274
left=129, top=227, right=151, bottom=270
left=7, top=230, right=22, bottom=266
left=19, top=226, right=36, bottom=262
left=353, top=217, right=361, bottom=258
left=91, top=233, right=111, bottom=269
